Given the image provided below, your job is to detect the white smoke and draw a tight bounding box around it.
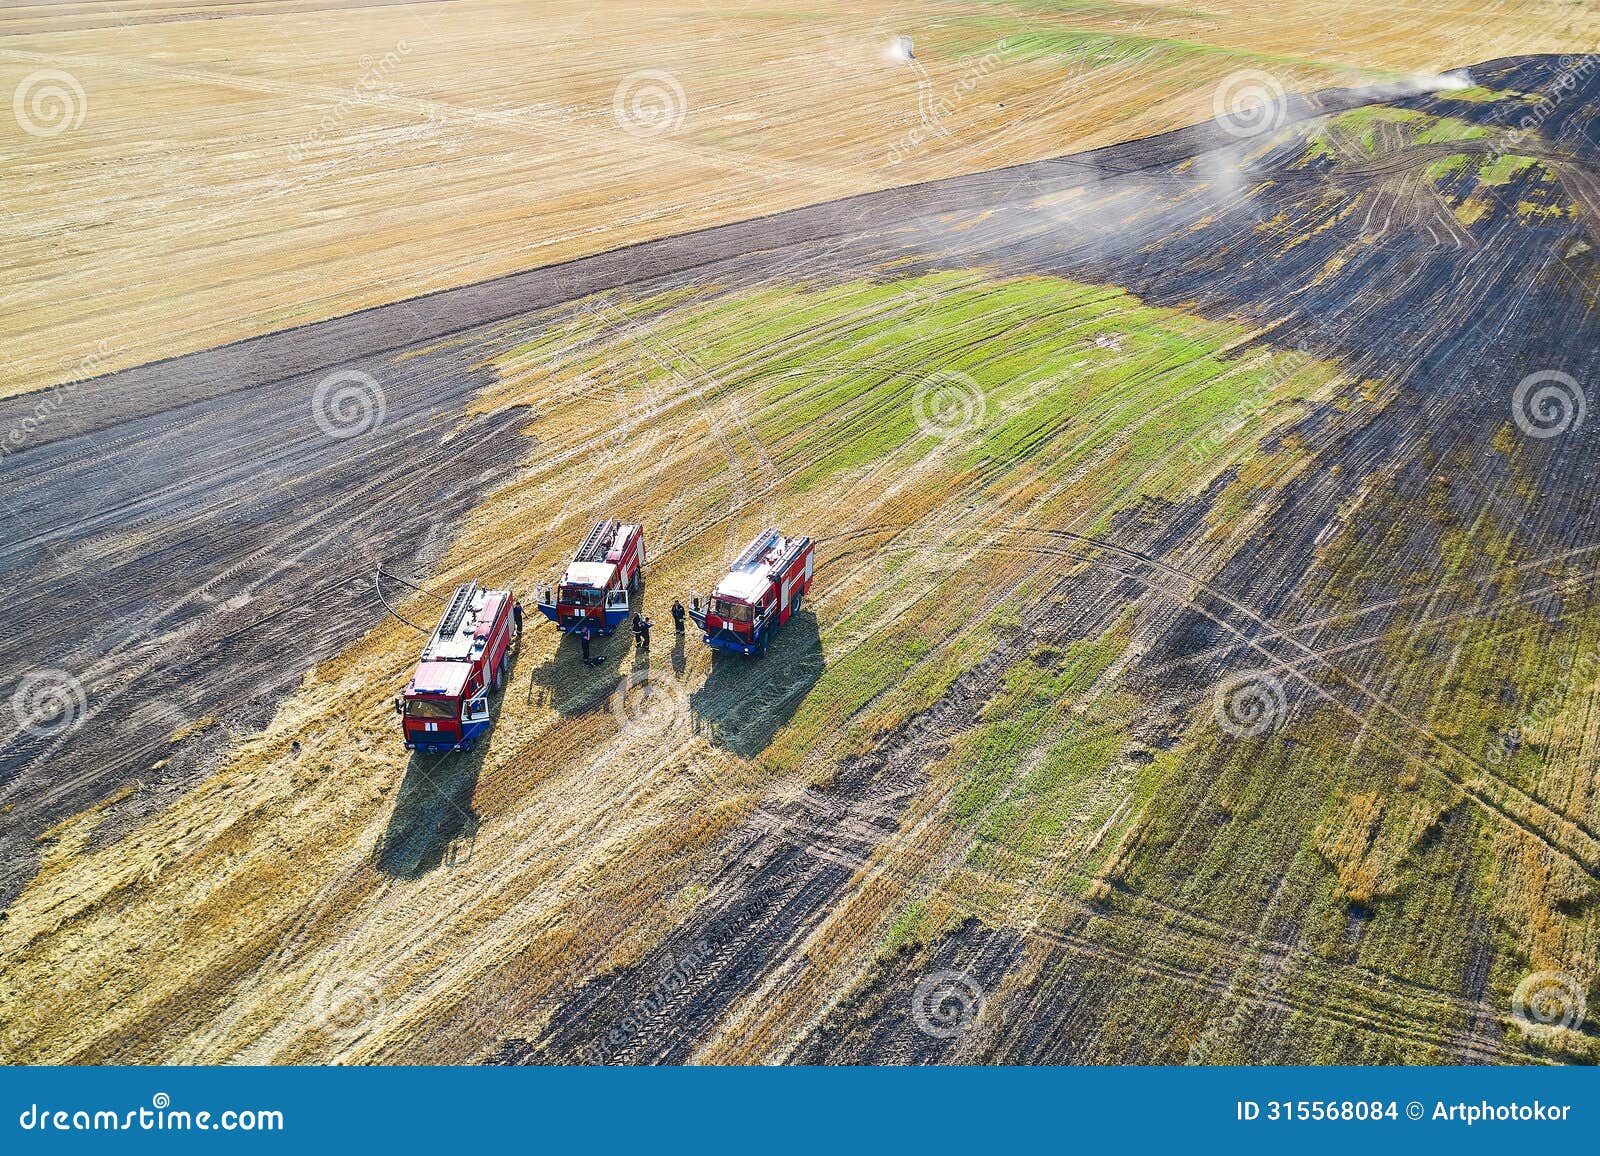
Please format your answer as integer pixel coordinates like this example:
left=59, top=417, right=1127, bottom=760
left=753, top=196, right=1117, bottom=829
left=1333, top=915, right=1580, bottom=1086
left=1357, top=69, right=1474, bottom=102
left=1414, top=68, right=1473, bottom=92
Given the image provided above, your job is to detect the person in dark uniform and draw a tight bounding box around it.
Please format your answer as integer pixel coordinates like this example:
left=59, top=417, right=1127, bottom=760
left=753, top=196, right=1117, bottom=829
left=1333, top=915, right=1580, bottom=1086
left=580, top=622, right=593, bottom=664
left=632, top=612, right=646, bottom=648
left=640, top=615, right=653, bottom=651
left=671, top=599, right=686, bottom=634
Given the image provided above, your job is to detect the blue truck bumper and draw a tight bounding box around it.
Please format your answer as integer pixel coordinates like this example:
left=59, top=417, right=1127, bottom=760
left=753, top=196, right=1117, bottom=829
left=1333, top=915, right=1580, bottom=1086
left=692, top=613, right=764, bottom=655
left=704, top=632, right=760, bottom=656
left=405, top=719, right=492, bottom=754
left=541, top=607, right=628, bottom=635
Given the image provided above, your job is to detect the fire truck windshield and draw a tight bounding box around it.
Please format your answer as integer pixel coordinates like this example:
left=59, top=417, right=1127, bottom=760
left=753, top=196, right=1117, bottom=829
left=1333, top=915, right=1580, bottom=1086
left=711, top=597, right=753, bottom=623
left=559, top=585, right=604, bottom=607
left=404, top=697, right=457, bottom=720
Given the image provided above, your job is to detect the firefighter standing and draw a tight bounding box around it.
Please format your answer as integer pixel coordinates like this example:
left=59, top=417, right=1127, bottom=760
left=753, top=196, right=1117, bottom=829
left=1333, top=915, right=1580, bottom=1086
left=580, top=622, right=593, bottom=664
left=671, top=599, right=686, bottom=634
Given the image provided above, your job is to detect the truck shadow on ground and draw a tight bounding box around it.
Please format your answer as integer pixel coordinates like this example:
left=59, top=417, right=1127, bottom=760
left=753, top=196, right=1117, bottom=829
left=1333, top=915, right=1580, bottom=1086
left=374, top=660, right=524, bottom=879
left=374, top=745, right=484, bottom=879
left=689, top=611, right=824, bottom=759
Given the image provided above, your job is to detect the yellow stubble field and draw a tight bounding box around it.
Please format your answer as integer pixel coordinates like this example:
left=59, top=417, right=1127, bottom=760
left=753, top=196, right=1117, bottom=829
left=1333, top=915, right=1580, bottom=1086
left=3, top=0, right=1592, bottom=399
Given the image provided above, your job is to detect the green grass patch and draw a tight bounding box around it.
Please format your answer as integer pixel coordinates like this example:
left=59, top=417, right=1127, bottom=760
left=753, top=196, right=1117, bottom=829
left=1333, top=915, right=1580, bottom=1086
left=1425, top=153, right=1475, bottom=183
left=1478, top=153, right=1540, bottom=187
left=1325, top=106, right=1489, bottom=156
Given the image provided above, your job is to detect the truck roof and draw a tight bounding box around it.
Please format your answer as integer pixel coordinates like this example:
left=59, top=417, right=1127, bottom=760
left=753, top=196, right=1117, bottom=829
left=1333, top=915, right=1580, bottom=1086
left=408, top=660, right=470, bottom=697
left=713, top=569, right=770, bottom=602
left=561, top=560, right=615, bottom=588
left=713, top=529, right=806, bottom=602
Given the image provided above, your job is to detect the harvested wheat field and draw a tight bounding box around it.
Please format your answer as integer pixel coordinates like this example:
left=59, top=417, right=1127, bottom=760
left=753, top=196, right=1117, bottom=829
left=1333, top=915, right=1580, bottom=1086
left=2, top=2, right=1600, bottom=1068
left=3, top=0, right=1594, bottom=398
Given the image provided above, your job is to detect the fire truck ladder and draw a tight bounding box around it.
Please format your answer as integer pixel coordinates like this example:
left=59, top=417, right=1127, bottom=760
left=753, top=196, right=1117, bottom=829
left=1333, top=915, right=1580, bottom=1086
left=575, top=518, right=618, bottom=564
left=732, top=528, right=783, bottom=571
left=422, top=581, right=479, bottom=658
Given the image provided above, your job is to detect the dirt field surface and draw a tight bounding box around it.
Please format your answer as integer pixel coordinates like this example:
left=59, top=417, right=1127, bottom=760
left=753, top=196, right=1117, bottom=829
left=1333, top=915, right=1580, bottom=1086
left=4, top=46, right=1599, bottom=1064
left=4, top=0, right=1596, bottom=399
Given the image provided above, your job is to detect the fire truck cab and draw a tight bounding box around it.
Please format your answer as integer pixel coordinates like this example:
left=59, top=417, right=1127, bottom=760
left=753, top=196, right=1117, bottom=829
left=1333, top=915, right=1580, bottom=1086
left=533, top=518, right=644, bottom=635
left=398, top=582, right=521, bottom=754
left=688, top=528, right=814, bottom=657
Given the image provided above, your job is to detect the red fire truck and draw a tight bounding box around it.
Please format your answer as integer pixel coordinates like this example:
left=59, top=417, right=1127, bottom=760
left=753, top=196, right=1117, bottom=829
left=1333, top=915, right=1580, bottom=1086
left=397, top=582, right=522, bottom=754
left=533, top=518, right=645, bottom=635
left=688, top=528, right=814, bottom=656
